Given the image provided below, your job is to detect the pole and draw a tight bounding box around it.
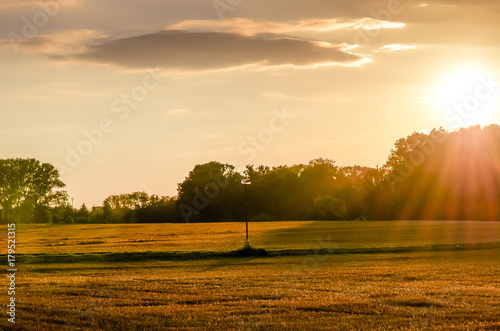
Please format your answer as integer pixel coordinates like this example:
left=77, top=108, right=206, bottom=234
left=245, top=183, right=248, bottom=241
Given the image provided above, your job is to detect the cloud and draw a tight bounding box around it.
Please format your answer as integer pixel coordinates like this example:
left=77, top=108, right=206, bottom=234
left=0, top=0, right=79, bottom=9
left=376, top=44, right=418, bottom=52
left=5, top=29, right=100, bottom=55
left=167, top=18, right=405, bottom=36
left=54, top=30, right=362, bottom=71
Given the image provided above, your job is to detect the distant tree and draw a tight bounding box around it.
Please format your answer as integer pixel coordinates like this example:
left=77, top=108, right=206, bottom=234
left=10, top=124, right=495, bottom=225
left=245, top=164, right=305, bottom=221
left=361, top=167, right=385, bottom=220
left=0, top=158, right=67, bottom=223
left=263, top=165, right=304, bottom=220
left=383, top=128, right=447, bottom=175
left=337, top=165, right=374, bottom=220
left=135, top=196, right=179, bottom=223
left=100, top=192, right=181, bottom=223
left=89, top=205, right=111, bottom=224
left=64, top=215, right=74, bottom=224
left=244, top=164, right=272, bottom=219
left=177, top=161, right=242, bottom=222
left=51, top=204, right=73, bottom=224
left=75, top=203, right=90, bottom=223
left=306, top=196, right=347, bottom=220
left=300, top=158, right=339, bottom=195
left=104, top=191, right=150, bottom=210
left=34, top=205, right=52, bottom=224
left=377, top=125, right=500, bottom=221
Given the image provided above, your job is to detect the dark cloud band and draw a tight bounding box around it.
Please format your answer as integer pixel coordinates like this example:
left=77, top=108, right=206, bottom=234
left=61, top=30, right=361, bottom=71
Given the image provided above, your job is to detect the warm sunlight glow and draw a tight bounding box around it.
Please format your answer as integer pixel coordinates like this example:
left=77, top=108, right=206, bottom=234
left=434, top=65, right=500, bottom=129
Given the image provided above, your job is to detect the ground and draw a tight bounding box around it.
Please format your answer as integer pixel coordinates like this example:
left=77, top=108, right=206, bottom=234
left=1, top=221, right=499, bottom=330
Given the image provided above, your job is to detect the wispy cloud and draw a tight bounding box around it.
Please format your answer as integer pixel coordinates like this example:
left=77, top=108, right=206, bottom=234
left=0, top=0, right=80, bottom=9
left=4, top=29, right=101, bottom=55
left=376, top=44, right=418, bottom=52
left=167, top=18, right=405, bottom=36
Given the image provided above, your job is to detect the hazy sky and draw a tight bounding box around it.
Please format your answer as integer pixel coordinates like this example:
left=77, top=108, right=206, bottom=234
left=2, top=0, right=500, bottom=207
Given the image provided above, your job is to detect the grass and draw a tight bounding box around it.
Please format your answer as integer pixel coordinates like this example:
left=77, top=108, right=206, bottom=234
left=1, top=220, right=499, bottom=330
left=7, top=220, right=500, bottom=254
left=3, top=249, right=499, bottom=330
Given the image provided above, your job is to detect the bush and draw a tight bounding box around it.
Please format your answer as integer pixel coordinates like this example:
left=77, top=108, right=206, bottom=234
left=232, top=244, right=269, bottom=257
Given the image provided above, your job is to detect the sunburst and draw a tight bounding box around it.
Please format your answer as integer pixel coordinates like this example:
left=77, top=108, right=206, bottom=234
left=433, top=65, right=500, bottom=129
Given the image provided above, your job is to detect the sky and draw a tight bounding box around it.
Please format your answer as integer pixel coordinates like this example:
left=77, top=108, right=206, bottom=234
left=1, top=0, right=500, bottom=207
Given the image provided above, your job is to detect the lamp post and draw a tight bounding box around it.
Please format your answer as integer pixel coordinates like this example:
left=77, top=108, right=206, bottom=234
left=241, top=179, right=251, bottom=246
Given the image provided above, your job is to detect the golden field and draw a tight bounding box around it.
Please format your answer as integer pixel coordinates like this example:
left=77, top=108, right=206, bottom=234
left=9, top=220, right=500, bottom=254
left=1, top=221, right=499, bottom=330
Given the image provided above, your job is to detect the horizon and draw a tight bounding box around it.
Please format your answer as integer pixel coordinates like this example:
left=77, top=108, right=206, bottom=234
left=2, top=0, right=500, bottom=207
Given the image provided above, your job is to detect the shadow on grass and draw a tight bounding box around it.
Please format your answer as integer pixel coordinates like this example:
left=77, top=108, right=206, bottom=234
left=4, top=241, right=500, bottom=264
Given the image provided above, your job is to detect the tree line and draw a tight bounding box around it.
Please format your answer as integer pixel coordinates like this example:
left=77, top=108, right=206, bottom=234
left=1, top=125, right=499, bottom=224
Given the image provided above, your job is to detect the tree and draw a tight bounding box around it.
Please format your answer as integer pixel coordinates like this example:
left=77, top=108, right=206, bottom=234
left=376, top=125, right=500, bottom=221
left=103, top=191, right=150, bottom=210
left=300, top=158, right=338, bottom=197
left=177, top=161, right=242, bottom=222
left=0, top=159, right=67, bottom=222
left=135, top=196, right=179, bottom=223
left=75, top=204, right=90, bottom=223
left=383, top=128, right=447, bottom=175
left=306, top=196, right=347, bottom=220
left=337, top=165, right=375, bottom=220
left=298, top=158, right=340, bottom=216
left=361, top=167, right=385, bottom=220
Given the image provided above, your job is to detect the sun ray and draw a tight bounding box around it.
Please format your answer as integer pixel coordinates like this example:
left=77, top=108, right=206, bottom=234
left=433, top=65, right=500, bottom=129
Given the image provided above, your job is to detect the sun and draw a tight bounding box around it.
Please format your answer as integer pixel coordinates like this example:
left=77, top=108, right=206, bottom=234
left=433, top=65, right=500, bottom=129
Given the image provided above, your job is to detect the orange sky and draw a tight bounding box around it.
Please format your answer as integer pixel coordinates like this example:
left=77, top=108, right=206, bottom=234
left=1, top=0, right=500, bottom=206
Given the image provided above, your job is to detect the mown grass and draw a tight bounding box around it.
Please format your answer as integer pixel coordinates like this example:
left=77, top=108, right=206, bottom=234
left=3, top=249, right=499, bottom=330
left=1, top=220, right=499, bottom=330
left=6, top=220, right=500, bottom=254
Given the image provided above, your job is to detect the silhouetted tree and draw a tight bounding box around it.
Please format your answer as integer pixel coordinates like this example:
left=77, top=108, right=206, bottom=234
left=75, top=204, right=90, bottom=223
left=337, top=165, right=373, bottom=220
left=377, top=125, right=500, bottom=221
left=306, top=196, right=347, bottom=220
left=177, top=161, right=242, bottom=222
left=0, top=158, right=67, bottom=223
left=361, top=167, right=385, bottom=220
left=7, top=126, right=500, bottom=224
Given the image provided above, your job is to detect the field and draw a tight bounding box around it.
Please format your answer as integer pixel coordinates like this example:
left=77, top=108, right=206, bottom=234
left=11, top=220, right=500, bottom=254
left=1, top=221, right=500, bottom=330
